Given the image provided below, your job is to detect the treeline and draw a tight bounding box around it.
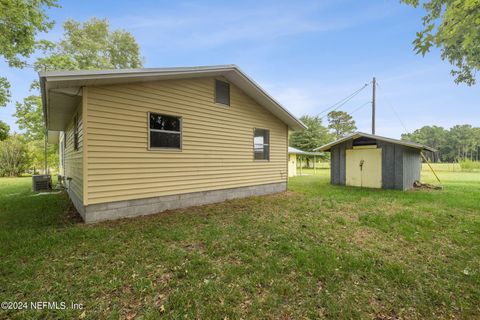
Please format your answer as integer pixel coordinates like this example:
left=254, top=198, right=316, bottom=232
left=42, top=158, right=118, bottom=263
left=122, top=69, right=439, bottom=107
left=401, top=125, right=480, bottom=163
left=289, top=114, right=480, bottom=165
left=290, top=112, right=357, bottom=152
left=0, top=134, right=58, bottom=177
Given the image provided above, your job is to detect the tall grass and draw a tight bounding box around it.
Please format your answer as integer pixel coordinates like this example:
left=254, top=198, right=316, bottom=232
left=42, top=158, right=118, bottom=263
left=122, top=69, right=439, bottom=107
left=422, top=163, right=460, bottom=172
left=422, top=162, right=480, bottom=172
left=459, top=159, right=480, bottom=171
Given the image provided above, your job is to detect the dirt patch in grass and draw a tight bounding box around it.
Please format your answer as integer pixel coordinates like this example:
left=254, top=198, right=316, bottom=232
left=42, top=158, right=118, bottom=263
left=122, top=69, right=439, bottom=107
left=57, top=193, right=84, bottom=227
left=351, top=227, right=378, bottom=246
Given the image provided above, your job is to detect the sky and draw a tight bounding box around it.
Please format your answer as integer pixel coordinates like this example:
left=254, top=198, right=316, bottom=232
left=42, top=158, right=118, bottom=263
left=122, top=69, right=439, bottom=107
left=1, top=0, right=478, bottom=139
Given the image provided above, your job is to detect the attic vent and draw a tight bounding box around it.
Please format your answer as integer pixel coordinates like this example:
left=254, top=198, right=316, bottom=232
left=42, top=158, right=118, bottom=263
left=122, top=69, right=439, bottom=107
left=353, top=137, right=377, bottom=146
left=215, top=80, right=230, bottom=106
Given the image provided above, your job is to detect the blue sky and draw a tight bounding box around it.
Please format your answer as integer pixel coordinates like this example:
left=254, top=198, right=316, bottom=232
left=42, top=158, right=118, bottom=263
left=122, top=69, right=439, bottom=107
left=1, top=0, right=478, bottom=138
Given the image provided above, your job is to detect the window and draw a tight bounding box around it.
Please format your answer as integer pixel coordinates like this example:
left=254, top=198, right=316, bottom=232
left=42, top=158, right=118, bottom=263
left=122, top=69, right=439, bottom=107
left=149, top=113, right=181, bottom=149
left=73, top=114, right=79, bottom=151
left=215, top=80, right=230, bottom=106
left=254, top=128, right=269, bottom=160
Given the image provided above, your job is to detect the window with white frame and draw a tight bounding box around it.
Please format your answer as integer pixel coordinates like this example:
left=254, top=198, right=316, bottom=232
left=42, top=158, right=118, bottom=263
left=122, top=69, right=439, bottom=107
left=254, top=128, right=269, bottom=160
left=149, top=113, right=181, bottom=149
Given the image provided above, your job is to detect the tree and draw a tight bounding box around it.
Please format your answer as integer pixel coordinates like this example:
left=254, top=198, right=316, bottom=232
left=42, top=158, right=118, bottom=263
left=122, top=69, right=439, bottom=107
left=401, top=125, right=448, bottom=161
left=290, top=115, right=332, bottom=151
left=0, top=77, right=11, bottom=108
left=327, top=111, right=357, bottom=139
left=14, top=17, right=143, bottom=172
left=0, top=135, right=30, bottom=177
left=448, top=124, right=476, bottom=160
left=0, top=0, right=58, bottom=105
left=473, top=127, right=480, bottom=161
left=401, top=0, right=480, bottom=85
left=17, top=18, right=143, bottom=138
left=35, top=17, right=143, bottom=71
left=0, top=121, right=10, bottom=141
left=403, top=124, right=480, bottom=162
left=28, top=139, right=58, bottom=173
left=14, top=95, right=44, bottom=141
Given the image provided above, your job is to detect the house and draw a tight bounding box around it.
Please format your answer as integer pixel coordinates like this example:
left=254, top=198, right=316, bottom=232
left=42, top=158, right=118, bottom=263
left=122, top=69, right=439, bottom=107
left=287, top=146, right=323, bottom=177
left=40, top=65, right=306, bottom=223
left=314, top=132, right=436, bottom=190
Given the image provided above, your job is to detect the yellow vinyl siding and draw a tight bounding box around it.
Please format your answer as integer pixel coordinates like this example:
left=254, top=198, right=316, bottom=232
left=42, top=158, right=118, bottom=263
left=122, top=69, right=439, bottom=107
left=63, top=103, right=84, bottom=202
left=85, top=77, right=288, bottom=204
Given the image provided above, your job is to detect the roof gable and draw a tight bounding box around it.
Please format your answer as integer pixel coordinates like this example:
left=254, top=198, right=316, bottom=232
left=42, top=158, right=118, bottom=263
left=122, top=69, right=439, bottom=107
left=40, top=65, right=306, bottom=132
left=314, top=132, right=436, bottom=152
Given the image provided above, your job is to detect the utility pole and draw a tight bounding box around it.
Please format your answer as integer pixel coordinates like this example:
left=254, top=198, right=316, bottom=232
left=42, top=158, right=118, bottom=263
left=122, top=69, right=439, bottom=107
left=372, top=77, right=376, bottom=135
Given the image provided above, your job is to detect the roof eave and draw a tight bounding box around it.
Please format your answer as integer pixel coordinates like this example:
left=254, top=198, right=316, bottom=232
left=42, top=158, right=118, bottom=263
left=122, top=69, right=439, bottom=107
left=231, top=67, right=307, bottom=131
left=313, top=132, right=436, bottom=152
left=39, top=65, right=307, bottom=132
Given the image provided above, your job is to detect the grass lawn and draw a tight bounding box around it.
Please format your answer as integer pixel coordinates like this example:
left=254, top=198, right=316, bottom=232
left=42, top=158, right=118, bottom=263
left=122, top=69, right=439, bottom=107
left=1, top=170, right=479, bottom=319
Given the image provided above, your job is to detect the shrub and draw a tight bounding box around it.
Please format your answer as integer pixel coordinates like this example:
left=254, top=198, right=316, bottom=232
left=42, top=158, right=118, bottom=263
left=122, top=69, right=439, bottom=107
left=0, top=135, right=30, bottom=177
left=459, top=159, right=480, bottom=171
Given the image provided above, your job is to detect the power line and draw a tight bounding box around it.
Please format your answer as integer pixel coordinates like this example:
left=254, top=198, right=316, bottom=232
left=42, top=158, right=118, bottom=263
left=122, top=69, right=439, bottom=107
left=319, top=100, right=370, bottom=127
left=349, top=100, right=372, bottom=115
left=317, top=82, right=370, bottom=117
left=376, top=81, right=409, bottom=134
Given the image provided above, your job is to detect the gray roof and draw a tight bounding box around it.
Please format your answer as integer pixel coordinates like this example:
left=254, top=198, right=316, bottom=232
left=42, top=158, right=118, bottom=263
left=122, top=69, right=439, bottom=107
left=39, top=64, right=306, bottom=131
left=314, top=132, right=437, bottom=152
left=288, top=146, right=323, bottom=155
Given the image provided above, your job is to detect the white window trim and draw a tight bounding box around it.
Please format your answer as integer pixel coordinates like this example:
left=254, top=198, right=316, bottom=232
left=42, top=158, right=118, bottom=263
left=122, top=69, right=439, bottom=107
left=253, top=128, right=270, bottom=161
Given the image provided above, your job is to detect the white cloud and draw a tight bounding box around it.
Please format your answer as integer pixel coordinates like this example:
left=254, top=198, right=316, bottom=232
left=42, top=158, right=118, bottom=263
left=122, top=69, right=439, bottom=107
left=111, top=1, right=399, bottom=52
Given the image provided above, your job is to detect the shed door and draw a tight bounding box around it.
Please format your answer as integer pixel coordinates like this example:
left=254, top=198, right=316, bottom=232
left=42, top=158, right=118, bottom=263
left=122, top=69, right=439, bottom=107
left=346, top=148, right=382, bottom=188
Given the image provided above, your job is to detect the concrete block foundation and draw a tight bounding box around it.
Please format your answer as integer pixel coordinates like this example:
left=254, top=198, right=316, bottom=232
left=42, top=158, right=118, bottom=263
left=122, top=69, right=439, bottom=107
left=77, top=182, right=287, bottom=223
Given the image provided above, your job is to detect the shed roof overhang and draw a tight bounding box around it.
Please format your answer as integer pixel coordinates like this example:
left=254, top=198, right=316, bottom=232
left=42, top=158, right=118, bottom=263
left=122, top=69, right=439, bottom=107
left=288, top=146, right=323, bottom=156
left=314, top=132, right=437, bottom=153
left=39, top=65, right=307, bottom=134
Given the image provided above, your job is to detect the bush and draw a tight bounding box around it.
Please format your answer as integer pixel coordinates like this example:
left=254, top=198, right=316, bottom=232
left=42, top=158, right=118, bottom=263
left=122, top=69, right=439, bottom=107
left=459, top=159, right=480, bottom=171
left=0, top=135, right=30, bottom=177
left=28, top=139, right=59, bottom=174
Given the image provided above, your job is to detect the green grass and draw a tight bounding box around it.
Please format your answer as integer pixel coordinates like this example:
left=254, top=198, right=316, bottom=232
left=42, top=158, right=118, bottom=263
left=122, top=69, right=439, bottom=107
left=1, top=170, right=479, bottom=319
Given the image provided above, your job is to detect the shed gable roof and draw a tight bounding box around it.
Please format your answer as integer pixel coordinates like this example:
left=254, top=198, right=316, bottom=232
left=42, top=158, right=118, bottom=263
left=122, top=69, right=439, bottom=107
left=39, top=65, right=306, bottom=133
left=314, top=132, right=436, bottom=152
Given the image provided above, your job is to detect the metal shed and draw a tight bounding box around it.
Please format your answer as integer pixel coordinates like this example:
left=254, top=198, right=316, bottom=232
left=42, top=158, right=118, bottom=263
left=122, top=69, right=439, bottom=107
left=314, top=132, right=436, bottom=190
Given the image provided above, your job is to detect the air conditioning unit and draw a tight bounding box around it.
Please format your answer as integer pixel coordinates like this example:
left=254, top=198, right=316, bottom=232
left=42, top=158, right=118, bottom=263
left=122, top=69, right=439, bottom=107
left=32, top=174, right=52, bottom=192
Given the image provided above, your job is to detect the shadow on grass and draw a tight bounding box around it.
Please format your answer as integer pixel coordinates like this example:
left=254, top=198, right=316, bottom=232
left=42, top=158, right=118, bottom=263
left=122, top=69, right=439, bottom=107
left=0, top=177, right=82, bottom=230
